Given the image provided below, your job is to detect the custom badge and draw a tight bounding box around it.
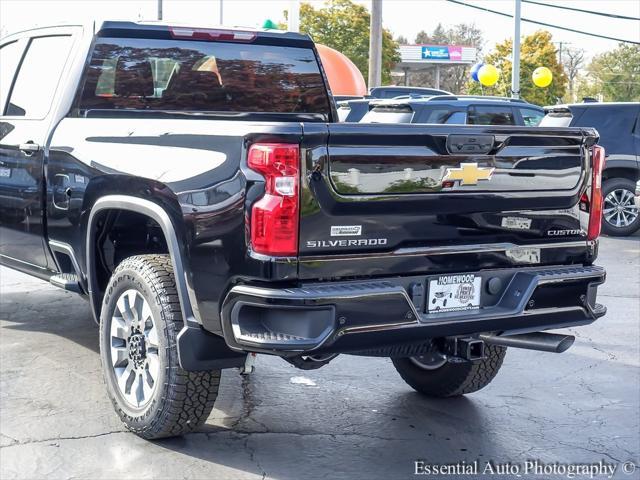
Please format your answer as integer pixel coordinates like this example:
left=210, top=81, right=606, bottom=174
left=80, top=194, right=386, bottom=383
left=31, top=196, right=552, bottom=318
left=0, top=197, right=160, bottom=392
left=443, top=162, right=495, bottom=186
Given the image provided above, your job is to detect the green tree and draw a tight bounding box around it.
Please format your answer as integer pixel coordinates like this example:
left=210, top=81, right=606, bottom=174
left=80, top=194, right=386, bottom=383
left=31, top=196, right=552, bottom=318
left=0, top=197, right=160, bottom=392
left=468, top=30, right=567, bottom=105
left=299, top=0, right=400, bottom=85
left=580, top=44, right=640, bottom=101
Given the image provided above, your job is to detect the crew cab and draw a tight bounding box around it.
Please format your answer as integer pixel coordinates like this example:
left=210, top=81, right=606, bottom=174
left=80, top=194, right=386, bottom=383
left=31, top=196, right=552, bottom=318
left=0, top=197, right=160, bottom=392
left=0, top=21, right=606, bottom=440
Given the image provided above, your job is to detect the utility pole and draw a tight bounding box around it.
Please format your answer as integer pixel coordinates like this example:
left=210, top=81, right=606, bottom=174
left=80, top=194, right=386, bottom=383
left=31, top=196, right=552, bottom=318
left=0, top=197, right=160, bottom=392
left=554, top=41, right=571, bottom=66
left=219, top=0, right=224, bottom=25
left=157, top=0, right=163, bottom=20
left=288, top=0, right=300, bottom=32
left=368, top=0, right=383, bottom=88
left=511, top=0, right=521, bottom=98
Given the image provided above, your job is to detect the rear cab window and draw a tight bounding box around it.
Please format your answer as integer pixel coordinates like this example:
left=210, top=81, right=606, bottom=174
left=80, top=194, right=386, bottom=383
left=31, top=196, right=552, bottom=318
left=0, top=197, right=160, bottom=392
left=360, top=105, right=414, bottom=123
left=467, top=105, right=516, bottom=125
left=78, top=35, right=332, bottom=118
left=539, top=109, right=573, bottom=127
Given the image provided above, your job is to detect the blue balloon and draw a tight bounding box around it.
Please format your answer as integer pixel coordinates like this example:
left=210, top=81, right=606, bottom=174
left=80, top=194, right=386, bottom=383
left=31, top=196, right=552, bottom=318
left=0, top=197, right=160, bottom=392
left=470, top=62, right=484, bottom=82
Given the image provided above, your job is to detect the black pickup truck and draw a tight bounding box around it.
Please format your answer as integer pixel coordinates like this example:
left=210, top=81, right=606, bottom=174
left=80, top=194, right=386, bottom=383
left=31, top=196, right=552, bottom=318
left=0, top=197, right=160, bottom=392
left=0, top=21, right=606, bottom=439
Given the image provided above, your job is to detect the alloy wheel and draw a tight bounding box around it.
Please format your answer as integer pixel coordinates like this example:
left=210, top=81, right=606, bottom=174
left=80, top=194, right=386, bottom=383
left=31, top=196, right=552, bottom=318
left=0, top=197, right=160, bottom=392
left=603, top=188, right=639, bottom=228
left=109, top=289, right=160, bottom=408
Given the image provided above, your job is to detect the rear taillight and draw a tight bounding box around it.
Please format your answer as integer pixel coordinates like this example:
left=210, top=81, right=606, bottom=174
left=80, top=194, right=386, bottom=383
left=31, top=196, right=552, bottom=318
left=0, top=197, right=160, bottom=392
left=587, top=145, right=606, bottom=240
left=248, top=143, right=300, bottom=256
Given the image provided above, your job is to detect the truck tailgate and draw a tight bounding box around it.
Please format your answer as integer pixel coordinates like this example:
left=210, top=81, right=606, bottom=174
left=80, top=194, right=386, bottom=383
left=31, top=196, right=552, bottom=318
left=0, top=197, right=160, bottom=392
left=298, top=123, right=598, bottom=279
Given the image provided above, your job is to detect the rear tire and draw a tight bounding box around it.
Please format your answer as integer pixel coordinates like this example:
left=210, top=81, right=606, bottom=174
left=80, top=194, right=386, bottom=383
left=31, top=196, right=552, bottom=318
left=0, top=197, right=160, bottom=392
left=601, top=178, right=640, bottom=236
left=99, top=254, right=220, bottom=439
left=392, top=344, right=507, bottom=397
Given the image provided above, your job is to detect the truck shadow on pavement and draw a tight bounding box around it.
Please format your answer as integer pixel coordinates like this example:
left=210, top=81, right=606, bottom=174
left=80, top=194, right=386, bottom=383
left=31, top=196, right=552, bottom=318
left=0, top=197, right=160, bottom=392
left=154, top=386, right=495, bottom=480
left=1, top=285, right=500, bottom=479
left=2, top=262, right=638, bottom=479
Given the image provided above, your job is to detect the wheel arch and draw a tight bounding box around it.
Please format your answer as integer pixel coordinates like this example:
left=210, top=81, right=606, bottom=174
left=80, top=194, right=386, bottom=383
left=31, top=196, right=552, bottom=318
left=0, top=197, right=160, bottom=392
left=86, top=195, right=200, bottom=327
left=602, top=163, right=640, bottom=183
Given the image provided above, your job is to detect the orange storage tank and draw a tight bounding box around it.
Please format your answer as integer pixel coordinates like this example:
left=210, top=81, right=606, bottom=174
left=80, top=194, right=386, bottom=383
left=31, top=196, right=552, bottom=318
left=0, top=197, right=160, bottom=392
left=316, top=44, right=367, bottom=96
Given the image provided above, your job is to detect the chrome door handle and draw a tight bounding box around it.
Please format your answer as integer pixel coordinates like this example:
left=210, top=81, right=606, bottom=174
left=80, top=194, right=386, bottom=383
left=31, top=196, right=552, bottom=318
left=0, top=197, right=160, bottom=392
left=19, top=143, right=40, bottom=155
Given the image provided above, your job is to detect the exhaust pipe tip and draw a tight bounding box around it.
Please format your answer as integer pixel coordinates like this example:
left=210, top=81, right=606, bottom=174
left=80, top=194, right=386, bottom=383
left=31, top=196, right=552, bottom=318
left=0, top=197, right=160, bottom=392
left=554, top=334, right=575, bottom=353
left=480, top=332, right=575, bottom=354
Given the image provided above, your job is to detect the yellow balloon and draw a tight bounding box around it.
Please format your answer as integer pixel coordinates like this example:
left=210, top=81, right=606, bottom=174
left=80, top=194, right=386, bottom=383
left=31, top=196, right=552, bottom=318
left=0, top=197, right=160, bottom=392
left=478, top=64, right=499, bottom=87
left=532, top=66, right=553, bottom=88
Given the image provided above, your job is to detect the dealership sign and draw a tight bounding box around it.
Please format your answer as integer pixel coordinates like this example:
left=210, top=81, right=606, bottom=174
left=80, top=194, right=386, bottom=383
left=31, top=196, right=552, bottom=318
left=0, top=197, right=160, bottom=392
left=421, top=46, right=463, bottom=61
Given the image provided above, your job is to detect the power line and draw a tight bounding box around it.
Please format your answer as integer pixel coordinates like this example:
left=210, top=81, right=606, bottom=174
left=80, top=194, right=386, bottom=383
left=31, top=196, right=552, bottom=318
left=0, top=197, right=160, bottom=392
left=446, top=0, right=640, bottom=45
left=522, top=0, right=640, bottom=22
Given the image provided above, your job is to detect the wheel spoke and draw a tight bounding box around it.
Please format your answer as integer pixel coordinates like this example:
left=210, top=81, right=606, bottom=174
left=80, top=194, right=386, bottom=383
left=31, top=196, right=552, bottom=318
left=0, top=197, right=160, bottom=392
left=133, top=292, right=145, bottom=324
left=110, top=315, right=129, bottom=340
left=146, top=352, right=160, bottom=380
left=142, top=371, right=155, bottom=401
left=131, top=373, right=143, bottom=406
left=126, top=291, right=138, bottom=323
left=614, top=190, right=623, bottom=203
left=116, top=295, right=134, bottom=325
left=116, top=363, right=135, bottom=397
left=620, top=211, right=628, bottom=225
left=145, top=325, right=159, bottom=348
left=110, top=345, right=128, bottom=368
left=141, top=301, right=153, bottom=324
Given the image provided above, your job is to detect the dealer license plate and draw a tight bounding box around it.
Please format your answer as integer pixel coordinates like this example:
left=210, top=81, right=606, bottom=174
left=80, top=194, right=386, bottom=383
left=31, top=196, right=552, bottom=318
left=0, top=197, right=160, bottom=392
left=0, top=167, right=11, bottom=178
left=427, top=274, right=481, bottom=313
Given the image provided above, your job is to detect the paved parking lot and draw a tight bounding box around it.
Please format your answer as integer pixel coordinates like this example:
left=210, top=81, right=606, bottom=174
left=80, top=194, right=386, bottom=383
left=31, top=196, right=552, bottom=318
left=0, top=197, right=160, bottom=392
left=1, top=235, right=638, bottom=480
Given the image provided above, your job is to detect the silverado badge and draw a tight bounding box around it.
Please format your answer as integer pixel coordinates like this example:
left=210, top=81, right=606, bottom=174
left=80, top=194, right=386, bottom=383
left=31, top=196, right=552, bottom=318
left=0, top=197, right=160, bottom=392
left=443, top=163, right=495, bottom=186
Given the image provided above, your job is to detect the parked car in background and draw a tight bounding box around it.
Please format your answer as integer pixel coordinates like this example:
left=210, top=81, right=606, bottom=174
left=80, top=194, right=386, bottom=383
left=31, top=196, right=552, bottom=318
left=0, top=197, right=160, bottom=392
left=336, top=87, right=455, bottom=122
left=337, top=98, right=373, bottom=122
left=369, top=85, right=452, bottom=99
left=360, top=96, right=545, bottom=127
left=541, top=103, right=640, bottom=236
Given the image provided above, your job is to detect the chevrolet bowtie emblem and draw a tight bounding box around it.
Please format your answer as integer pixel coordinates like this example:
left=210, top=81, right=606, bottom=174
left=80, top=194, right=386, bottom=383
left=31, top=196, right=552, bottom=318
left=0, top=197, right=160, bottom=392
left=443, top=163, right=495, bottom=186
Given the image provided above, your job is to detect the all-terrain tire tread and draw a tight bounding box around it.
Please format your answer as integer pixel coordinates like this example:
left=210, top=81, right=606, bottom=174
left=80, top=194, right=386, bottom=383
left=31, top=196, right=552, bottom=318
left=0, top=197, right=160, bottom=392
left=101, top=254, right=220, bottom=439
left=392, top=344, right=506, bottom=398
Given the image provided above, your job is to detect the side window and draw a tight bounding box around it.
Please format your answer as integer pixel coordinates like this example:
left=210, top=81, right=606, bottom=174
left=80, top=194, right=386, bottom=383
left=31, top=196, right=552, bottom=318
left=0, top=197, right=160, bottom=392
left=419, top=108, right=465, bottom=124
left=0, top=40, right=25, bottom=115
left=575, top=106, right=636, bottom=152
left=467, top=105, right=516, bottom=125
left=6, top=35, right=73, bottom=118
left=519, top=107, right=544, bottom=127
left=446, top=111, right=466, bottom=124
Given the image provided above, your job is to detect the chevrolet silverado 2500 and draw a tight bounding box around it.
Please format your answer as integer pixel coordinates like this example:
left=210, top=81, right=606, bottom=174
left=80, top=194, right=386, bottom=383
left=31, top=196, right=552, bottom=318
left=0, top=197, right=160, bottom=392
left=0, top=21, right=606, bottom=439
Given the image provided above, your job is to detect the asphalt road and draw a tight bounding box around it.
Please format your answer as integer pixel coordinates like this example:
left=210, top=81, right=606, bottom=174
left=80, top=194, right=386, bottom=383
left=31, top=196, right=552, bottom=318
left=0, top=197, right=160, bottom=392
left=1, top=235, right=638, bottom=480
